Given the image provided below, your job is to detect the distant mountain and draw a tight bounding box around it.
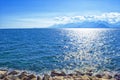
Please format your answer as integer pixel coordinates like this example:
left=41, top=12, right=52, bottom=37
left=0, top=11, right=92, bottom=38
left=51, top=21, right=120, bottom=28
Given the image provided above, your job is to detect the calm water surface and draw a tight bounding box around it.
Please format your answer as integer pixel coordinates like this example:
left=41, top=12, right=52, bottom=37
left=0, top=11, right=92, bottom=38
left=0, top=28, right=120, bottom=73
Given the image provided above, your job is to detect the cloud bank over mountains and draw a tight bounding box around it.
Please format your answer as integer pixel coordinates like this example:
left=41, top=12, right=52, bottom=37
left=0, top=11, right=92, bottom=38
left=52, top=12, right=120, bottom=28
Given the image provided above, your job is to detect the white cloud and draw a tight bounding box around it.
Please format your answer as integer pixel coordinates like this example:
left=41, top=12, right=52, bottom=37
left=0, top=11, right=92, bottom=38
left=2, top=12, right=120, bottom=28
left=54, top=12, right=120, bottom=24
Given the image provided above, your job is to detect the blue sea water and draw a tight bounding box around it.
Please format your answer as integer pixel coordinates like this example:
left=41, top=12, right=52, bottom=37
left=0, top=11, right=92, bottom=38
left=0, top=28, right=120, bottom=73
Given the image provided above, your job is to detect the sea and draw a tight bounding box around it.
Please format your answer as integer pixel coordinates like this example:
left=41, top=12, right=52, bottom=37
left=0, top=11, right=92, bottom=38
left=0, top=28, right=120, bottom=74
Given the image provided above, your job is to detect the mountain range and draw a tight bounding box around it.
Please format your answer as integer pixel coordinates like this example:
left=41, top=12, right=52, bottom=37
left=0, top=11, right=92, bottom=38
left=51, top=21, right=120, bottom=28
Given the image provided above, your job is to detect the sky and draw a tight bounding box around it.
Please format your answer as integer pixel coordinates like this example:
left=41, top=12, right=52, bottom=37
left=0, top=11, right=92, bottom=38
left=0, top=0, right=120, bottom=28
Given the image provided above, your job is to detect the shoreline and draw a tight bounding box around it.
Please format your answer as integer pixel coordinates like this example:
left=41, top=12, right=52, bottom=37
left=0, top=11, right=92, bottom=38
left=0, top=69, right=120, bottom=80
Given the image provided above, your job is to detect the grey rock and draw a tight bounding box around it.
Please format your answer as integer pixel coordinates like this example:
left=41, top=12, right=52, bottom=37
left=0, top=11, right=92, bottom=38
left=4, top=77, right=9, bottom=80
left=75, top=71, right=84, bottom=76
left=0, top=74, right=5, bottom=79
left=42, top=74, right=50, bottom=80
left=51, top=70, right=66, bottom=77
left=18, top=71, right=28, bottom=79
left=37, top=76, right=42, bottom=80
left=28, top=74, right=36, bottom=79
left=102, top=74, right=112, bottom=79
left=0, top=70, right=8, bottom=75
left=114, top=73, right=120, bottom=80
left=95, top=74, right=103, bottom=78
left=86, top=72, right=92, bottom=76
left=8, top=70, right=19, bottom=75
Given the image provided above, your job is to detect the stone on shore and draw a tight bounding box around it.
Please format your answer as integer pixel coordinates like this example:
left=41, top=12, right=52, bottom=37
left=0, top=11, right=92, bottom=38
left=42, top=74, right=50, bottom=80
left=18, top=71, right=28, bottom=79
left=114, top=73, right=120, bottom=80
left=75, top=71, right=84, bottom=76
left=28, top=74, right=36, bottom=78
left=0, top=70, right=7, bottom=79
left=102, top=74, right=112, bottom=79
left=0, top=70, right=8, bottom=75
left=0, top=69, right=119, bottom=80
left=8, top=70, right=19, bottom=75
left=95, top=74, right=103, bottom=78
left=51, top=70, right=66, bottom=77
left=37, top=76, right=42, bottom=80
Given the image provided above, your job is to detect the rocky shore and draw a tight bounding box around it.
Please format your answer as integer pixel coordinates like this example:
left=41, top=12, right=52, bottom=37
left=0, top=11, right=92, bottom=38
left=0, top=69, right=120, bottom=80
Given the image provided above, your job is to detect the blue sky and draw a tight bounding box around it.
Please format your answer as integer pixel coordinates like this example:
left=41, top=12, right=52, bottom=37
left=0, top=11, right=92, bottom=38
left=0, top=0, right=120, bottom=28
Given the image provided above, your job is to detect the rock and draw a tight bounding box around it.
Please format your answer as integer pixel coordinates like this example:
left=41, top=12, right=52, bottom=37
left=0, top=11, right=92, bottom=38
left=0, top=71, right=7, bottom=79
left=37, top=76, right=42, bottom=80
left=0, top=70, right=7, bottom=75
left=8, top=70, right=19, bottom=75
left=64, top=76, right=73, bottom=80
left=61, top=71, right=66, bottom=76
left=95, top=74, right=103, bottom=78
left=51, top=70, right=66, bottom=77
left=18, top=71, right=28, bottom=79
left=102, top=74, right=112, bottom=79
left=73, top=76, right=83, bottom=80
left=90, top=76, right=100, bottom=80
left=68, top=73, right=76, bottom=77
left=28, top=74, right=36, bottom=79
left=42, top=74, right=50, bottom=80
left=86, top=72, right=92, bottom=76
left=114, top=73, right=120, bottom=80
left=22, top=76, right=29, bottom=80
left=75, top=71, right=84, bottom=76
left=81, top=75, right=91, bottom=80
left=4, top=77, right=9, bottom=80
left=0, top=74, right=5, bottom=79
left=52, top=76, right=64, bottom=80
left=8, top=75, right=20, bottom=80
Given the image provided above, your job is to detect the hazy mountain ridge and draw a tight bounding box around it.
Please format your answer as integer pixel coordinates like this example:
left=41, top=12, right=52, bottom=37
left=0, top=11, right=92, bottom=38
left=51, top=21, right=120, bottom=28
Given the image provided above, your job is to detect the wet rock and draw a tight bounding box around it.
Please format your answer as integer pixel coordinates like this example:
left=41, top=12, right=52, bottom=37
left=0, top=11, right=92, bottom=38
left=61, top=71, right=66, bottom=76
left=75, top=71, right=84, bottom=76
left=68, top=73, right=76, bottom=77
left=86, top=72, right=92, bottom=76
left=0, top=70, right=7, bottom=75
left=81, top=75, right=91, bottom=80
left=0, top=74, right=5, bottom=79
left=52, top=76, right=64, bottom=80
left=42, top=74, right=50, bottom=80
left=22, top=76, right=29, bottom=80
left=8, top=75, right=20, bottom=80
left=95, top=74, right=103, bottom=78
left=73, top=76, right=83, bottom=80
left=8, top=70, right=19, bottom=75
left=89, top=76, right=100, bottom=80
left=51, top=70, right=66, bottom=77
left=4, top=77, right=9, bottom=80
left=102, top=74, right=112, bottom=79
left=64, top=76, right=74, bottom=80
left=0, top=72, right=7, bottom=79
left=37, top=76, right=42, bottom=80
left=28, top=74, right=36, bottom=79
left=18, top=71, right=28, bottom=79
left=114, top=73, right=120, bottom=80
